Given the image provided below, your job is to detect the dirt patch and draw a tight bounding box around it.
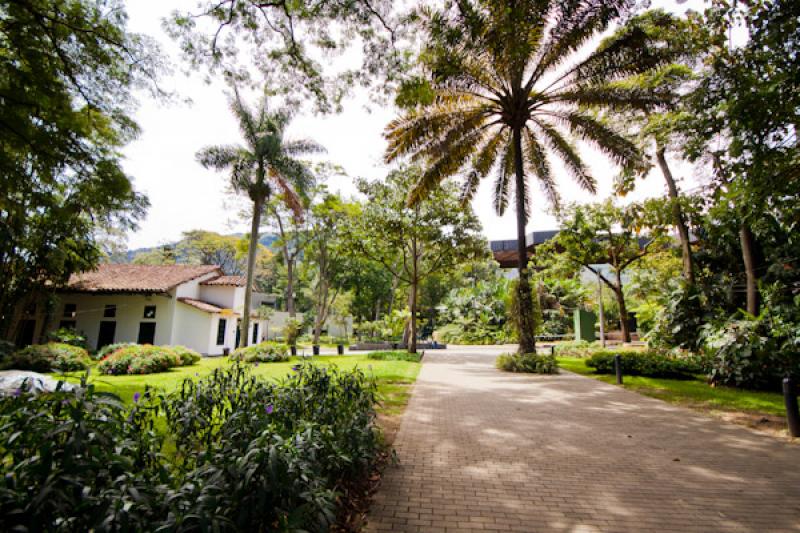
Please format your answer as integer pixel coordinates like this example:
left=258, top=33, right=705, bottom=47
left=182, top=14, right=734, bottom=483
left=376, top=412, right=402, bottom=446
left=708, top=409, right=795, bottom=440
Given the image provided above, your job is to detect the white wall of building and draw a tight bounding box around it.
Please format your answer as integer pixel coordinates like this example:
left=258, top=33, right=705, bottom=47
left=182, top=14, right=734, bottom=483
left=54, top=293, right=175, bottom=350
left=171, top=303, right=216, bottom=354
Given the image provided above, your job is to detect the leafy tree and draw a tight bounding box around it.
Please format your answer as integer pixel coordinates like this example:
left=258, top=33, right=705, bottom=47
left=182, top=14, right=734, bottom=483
left=131, top=247, right=176, bottom=266
left=682, top=0, right=800, bottom=315
left=302, top=194, right=355, bottom=345
left=384, top=0, right=679, bottom=354
left=178, top=230, right=244, bottom=274
left=602, top=10, right=714, bottom=285
left=167, top=0, right=407, bottom=112
left=197, top=90, right=322, bottom=347
left=0, top=0, right=162, bottom=341
left=348, top=168, right=488, bottom=353
left=337, top=255, right=394, bottom=323
left=265, top=195, right=312, bottom=316
left=542, top=200, right=671, bottom=342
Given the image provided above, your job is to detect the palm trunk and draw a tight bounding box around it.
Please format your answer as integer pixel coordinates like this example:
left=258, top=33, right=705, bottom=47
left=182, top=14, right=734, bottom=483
left=513, top=126, right=536, bottom=354
left=739, top=225, right=759, bottom=315
left=241, top=195, right=263, bottom=348
left=614, top=270, right=631, bottom=343
left=655, top=147, right=694, bottom=285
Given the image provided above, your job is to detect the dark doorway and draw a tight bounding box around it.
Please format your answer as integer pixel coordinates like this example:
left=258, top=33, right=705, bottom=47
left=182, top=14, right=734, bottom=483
left=235, top=322, right=241, bottom=348
left=137, top=322, right=156, bottom=344
left=97, top=321, right=116, bottom=350
left=16, top=320, right=36, bottom=347
left=252, top=323, right=259, bottom=345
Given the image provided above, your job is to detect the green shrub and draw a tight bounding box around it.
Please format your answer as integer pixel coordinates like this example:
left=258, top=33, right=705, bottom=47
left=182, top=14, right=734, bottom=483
left=44, top=327, right=88, bottom=350
left=553, top=340, right=595, bottom=357
left=3, top=343, right=91, bottom=372
left=586, top=349, right=703, bottom=378
left=97, top=345, right=182, bottom=375
left=702, top=317, right=799, bottom=390
left=0, top=364, right=381, bottom=532
left=367, top=350, right=422, bottom=362
left=0, top=340, right=15, bottom=363
left=496, top=353, right=559, bottom=374
left=229, top=341, right=290, bottom=363
left=0, top=378, right=166, bottom=532
left=169, top=345, right=202, bottom=366
left=95, top=342, right=135, bottom=360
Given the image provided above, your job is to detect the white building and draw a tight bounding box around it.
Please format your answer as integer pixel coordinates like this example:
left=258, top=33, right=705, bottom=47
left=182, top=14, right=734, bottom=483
left=46, top=264, right=284, bottom=355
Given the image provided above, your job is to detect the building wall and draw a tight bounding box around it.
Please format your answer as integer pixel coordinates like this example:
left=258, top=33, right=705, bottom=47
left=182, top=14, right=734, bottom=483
left=174, top=272, right=220, bottom=299
left=171, top=303, right=217, bottom=355
left=199, top=285, right=237, bottom=309
left=52, top=293, right=175, bottom=350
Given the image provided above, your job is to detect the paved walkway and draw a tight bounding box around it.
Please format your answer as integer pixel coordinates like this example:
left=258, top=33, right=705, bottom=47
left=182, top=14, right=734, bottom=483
left=366, top=346, right=800, bottom=532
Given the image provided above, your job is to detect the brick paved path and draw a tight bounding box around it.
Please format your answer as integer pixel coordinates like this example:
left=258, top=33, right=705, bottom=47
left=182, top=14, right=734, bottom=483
left=366, top=346, right=800, bottom=532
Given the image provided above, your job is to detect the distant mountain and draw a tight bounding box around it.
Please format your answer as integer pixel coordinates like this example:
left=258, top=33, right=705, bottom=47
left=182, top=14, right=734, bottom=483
left=125, top=233, right=279, bottom=263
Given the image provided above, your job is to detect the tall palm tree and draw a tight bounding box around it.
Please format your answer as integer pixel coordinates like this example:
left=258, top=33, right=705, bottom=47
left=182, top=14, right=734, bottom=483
left=197, top=90, right=323, bottom=347
left=385, top=0, right=678, bottom=354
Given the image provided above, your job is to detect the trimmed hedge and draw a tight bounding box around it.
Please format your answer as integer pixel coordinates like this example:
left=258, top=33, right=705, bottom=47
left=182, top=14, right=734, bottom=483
left=170, top=345, right=202, bottom=366
left=586, top=350, right=704, bottom=379
left=496, top=353, right=559, bottom=374
left=229, top=342, right=289, bottom=363
left=95, top=342, right=136, bottom=360
left=3, top=343, right=92, bottom=372
left=366, top=350, right=422, bottom=362
left=97, top=345, right=201, bottom=375
left=0, top=363, right=381, bottom=532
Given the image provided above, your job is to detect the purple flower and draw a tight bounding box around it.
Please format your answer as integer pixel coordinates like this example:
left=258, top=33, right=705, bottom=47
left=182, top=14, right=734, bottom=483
left=265, top=404, right=274, bottom=415
left=195, top=372, right=199, bottom=377
left=12, top=388, right=21, bottom=398
left=255, top=362, right=260, bottom=367
left=133, top=392, right=141, bottom=403
left=291, top=365, right=301, bottom=372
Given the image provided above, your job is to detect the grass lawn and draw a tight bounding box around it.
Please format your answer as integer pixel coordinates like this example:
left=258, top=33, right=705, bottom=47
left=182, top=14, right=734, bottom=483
left=52, top=355, right=421, bottom=420
left=557, top=356, right=787, bottom=417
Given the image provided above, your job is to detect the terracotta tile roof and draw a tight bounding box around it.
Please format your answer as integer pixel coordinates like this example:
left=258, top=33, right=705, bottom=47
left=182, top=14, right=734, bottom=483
left=65, top=265, right=222, bottom=293
left=178, top=297, right=239, bottom=315
left=201, top=275, right=247, bottom=287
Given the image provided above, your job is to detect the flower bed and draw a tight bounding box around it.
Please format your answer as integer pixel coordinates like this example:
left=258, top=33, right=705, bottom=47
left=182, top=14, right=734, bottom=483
left=229, top=341, right=289, bottom=363
left=0, top=363, right=381, bottom=532
left=97, top=345, right=200, bottom=375
left=2, top=343, right=92, bottom=372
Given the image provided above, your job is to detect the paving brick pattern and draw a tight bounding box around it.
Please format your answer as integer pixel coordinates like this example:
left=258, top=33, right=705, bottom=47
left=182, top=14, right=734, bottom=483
left=366, top=346, right=800, bottom=532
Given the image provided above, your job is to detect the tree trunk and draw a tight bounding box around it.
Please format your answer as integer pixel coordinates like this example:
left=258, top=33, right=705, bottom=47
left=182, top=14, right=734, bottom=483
left=512, top=125, right=536, bottom=354
left=387, top=272, right=399, bottom=315
left=408, top=244, right=418, bottom=354
left=655, top=146, right=694, bottom=285
left=285, top=257, right=295, bottom=317
left=739, top=224, right=759, bottom=315
left=241, top=195, right=264, bottom=348
left=614, top=270, right=631, bottom=343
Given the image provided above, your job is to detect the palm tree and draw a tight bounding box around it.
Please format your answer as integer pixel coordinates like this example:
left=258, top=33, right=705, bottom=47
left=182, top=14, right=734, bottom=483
left=197, top=90, right=323, bottom=347
left=385, top=0, right=678, bottom=354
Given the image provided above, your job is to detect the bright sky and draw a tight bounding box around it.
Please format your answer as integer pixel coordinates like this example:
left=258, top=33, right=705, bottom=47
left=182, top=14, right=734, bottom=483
left=122, top=0, right=704, bottom=250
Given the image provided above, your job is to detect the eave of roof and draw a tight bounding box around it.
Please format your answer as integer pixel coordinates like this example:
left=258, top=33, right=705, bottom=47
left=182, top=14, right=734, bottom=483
left=178, top=297, right=240, bottom=315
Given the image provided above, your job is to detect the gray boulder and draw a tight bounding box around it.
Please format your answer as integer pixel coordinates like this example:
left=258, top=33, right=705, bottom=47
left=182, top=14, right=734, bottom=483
left=0, top=370, right=75, bottom=396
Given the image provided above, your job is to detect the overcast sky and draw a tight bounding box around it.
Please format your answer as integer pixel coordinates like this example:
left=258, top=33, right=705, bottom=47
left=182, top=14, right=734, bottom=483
left=122, top=0, right=703, bottom=250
